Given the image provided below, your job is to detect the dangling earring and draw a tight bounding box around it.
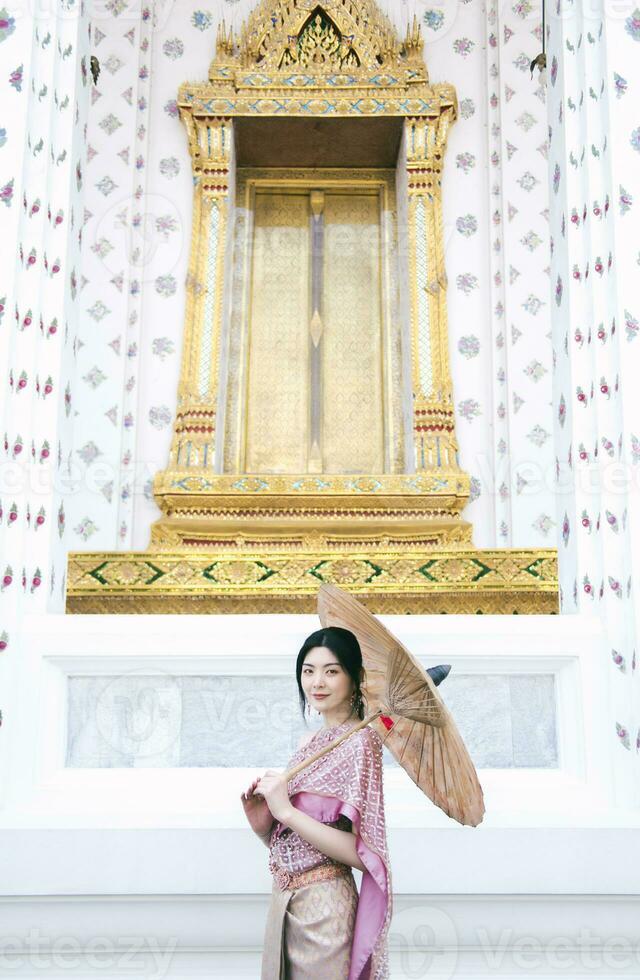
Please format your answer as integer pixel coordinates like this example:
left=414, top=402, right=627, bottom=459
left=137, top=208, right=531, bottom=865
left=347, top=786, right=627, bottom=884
left=305, top=699, right=311, bottom=716
left=350, top=687, right=363, bottom=716
left=350, top=688, right=360, bottom=715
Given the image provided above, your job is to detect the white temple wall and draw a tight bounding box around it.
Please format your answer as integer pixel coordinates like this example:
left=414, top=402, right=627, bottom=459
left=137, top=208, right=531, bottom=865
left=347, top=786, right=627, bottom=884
left=57, top=0, right=556, bottom=558
left=1, top=3, right=640, bottom=973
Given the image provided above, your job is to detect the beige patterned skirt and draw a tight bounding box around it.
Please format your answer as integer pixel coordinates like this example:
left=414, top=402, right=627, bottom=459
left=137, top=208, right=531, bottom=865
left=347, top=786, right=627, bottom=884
left=261, top=865, right=359, bottom=980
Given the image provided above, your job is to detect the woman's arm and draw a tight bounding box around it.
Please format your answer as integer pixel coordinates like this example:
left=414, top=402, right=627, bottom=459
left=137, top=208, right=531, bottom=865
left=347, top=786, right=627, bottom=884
left=256, top=768, right=367, bottom=872
left=275, top=804, right=366, bottom=872
left=255, top=826, right=275, bottom=848
left=241, top=776, right=276, bottom=847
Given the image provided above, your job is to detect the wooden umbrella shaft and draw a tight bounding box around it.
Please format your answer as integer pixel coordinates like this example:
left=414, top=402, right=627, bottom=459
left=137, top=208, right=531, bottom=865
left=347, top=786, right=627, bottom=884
left=284, top=709, right=383, bottom=782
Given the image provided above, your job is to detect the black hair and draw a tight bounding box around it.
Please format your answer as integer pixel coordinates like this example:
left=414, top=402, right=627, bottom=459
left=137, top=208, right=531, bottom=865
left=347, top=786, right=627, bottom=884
left=296, top=626, right=366, bottom=724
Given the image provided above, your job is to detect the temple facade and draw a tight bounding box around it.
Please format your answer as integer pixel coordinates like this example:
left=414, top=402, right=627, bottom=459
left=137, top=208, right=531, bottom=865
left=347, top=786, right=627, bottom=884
left=0, top=0, right=639, bottom=975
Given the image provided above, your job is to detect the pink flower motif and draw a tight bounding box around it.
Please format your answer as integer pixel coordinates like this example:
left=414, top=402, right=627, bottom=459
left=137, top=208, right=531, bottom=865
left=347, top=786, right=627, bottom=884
left=616, top=722, right=630, bottom=749
left=453, top=37, right=475, bottom=57
left=9, top=65, right=22, bottom=91
left=558, top=395, right=566, bottom=427
left=601, top=437, right=614, bottom=457
left=555, top=275, right=563, bottom=306
left=624, top=309, right=638, bottom=341
left=1, top=178, right=14, bottom=206
left=608, top=576, right=622, bottom=598
left=611, top=649, right=626, bottom=671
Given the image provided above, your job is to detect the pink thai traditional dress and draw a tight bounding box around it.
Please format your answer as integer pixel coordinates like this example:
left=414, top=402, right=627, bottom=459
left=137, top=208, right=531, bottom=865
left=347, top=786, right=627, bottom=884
left=261, top=719, right=392, bottom=980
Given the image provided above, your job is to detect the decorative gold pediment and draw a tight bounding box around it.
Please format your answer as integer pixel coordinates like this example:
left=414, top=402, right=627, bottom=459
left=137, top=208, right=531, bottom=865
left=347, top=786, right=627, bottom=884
left=279, top=9, right=360, bottom=71
left=212, top=0, right=425, bottom=77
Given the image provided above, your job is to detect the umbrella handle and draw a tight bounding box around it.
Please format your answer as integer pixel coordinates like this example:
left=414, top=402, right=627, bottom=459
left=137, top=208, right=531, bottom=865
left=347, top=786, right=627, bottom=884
left=283, top=708, right=383, bottom=782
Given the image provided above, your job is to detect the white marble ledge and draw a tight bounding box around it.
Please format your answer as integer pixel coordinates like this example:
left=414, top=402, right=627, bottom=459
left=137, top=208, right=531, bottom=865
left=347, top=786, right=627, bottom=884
left=1, top=825, right=639, bottom=896
left=21, top=610, right=603, bottom=658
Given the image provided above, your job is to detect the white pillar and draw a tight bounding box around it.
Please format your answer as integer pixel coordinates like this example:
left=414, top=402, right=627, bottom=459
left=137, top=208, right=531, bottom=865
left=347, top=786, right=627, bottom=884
left=547, top=0, right=640, bottom=806
left=0, top=0, right=90, bottom=632
left=67, top=0, right=155, bottom=553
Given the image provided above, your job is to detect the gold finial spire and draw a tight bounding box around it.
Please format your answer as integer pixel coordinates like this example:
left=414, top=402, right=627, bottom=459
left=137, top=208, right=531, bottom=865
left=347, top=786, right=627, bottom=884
left=215, top=19, right=236, bottom=59
left=402, top=12, right=423, bottom=60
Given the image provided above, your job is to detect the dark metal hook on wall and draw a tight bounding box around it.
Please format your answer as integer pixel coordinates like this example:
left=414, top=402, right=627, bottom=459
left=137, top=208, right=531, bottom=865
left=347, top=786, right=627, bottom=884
left=530, top=0, right=546, bottom=79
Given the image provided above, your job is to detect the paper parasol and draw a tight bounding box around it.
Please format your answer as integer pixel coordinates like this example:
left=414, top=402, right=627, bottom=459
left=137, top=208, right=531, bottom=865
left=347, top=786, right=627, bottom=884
left=286, top=584, right=484, bottom=826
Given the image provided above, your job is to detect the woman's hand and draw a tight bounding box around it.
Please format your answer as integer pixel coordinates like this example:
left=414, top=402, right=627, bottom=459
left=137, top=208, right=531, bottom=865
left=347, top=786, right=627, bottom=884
left=255, top=769, right=293, bottom=824
left=240, top=777, right=275, bottom=839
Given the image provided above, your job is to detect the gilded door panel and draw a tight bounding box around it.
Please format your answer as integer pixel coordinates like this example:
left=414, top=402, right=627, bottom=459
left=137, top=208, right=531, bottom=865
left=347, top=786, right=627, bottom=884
left=322, top=192, right=384, bottom=473
left=244, top=191, right=310, bottom=473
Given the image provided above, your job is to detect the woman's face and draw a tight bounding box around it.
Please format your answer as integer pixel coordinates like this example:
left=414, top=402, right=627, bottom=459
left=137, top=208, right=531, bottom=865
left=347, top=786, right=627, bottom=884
left=301, top=645, right=354, bottom=716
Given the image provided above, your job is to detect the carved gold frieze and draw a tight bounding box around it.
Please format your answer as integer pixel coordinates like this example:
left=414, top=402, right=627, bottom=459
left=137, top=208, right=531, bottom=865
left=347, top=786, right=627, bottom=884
left=67, top=549, right=558, bottom=615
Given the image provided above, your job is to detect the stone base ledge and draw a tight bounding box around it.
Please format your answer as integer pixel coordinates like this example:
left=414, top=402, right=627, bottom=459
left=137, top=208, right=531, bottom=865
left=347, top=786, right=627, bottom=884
left=0, top=892, right=639, bottom=979
left=1, top=825, right=639, bottom=897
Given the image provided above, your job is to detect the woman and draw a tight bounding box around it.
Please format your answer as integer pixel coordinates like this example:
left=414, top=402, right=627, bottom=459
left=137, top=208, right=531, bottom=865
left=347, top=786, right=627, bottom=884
left=240, top=626, right=392, bottom=980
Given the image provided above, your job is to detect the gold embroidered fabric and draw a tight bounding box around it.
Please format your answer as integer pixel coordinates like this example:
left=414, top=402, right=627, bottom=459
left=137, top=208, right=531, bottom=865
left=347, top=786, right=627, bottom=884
left=261, top=872, right=359, bottom=980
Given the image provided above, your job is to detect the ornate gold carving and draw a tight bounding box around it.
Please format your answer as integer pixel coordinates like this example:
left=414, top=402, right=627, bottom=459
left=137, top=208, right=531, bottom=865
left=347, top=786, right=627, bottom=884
left=65, top=0, right=559, bottom=614
left=66, top=549, right=558, bottom=615
left=405, top=111, right=459, bottom=472
left=67, top=594, right=558, bottom=615
left=280, top=11, right=360, bottom=70
left=231, top=0, right=420, bottom=76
